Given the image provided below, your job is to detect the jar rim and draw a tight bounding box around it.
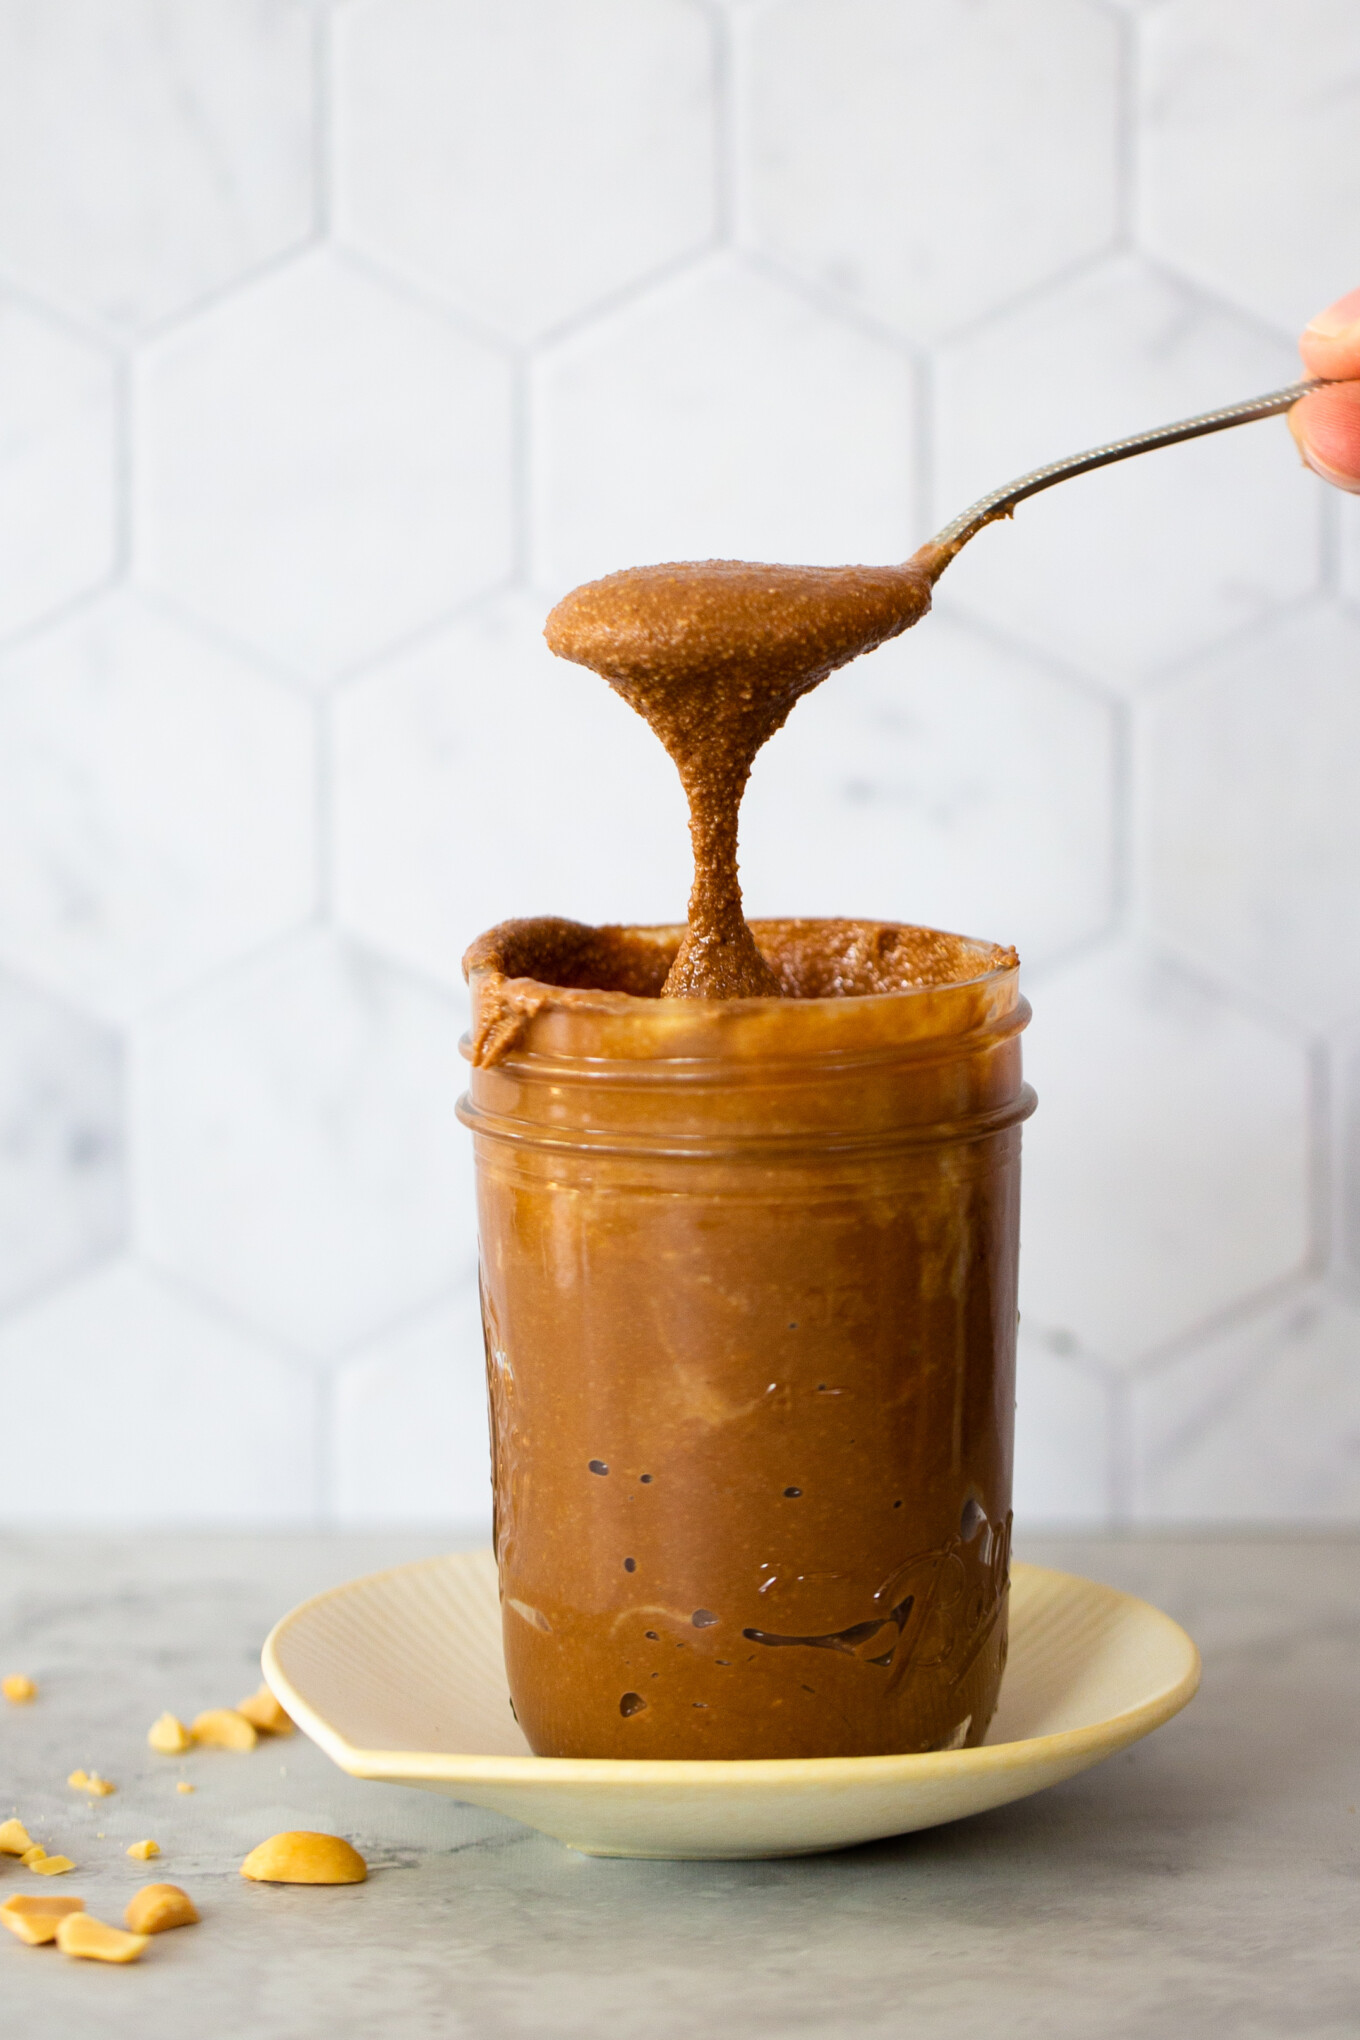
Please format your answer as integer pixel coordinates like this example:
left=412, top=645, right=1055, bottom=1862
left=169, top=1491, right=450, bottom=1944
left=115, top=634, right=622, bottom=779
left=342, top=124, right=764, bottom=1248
left=463, top=917, right=1022, bottom=1070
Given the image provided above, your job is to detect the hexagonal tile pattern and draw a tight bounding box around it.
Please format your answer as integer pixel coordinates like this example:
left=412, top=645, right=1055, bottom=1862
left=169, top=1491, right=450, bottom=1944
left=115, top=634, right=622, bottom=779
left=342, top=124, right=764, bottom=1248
left=0, top=0, right=1353, bottom=1534
left=333, top=1282, right=492, bottom=1526
left=1139, top=0, right=1360, bottom=332
left=739, top=0, right=1120, bottom=341
left=1143, top=604, right=1360, bottom=1028
left=933, top=257, right=1320, bottom=688
left=136, top=251, right=514, bottom=682
left=0, top=1260, right=314, bottom=1524
left=334, top=593, right=690, bottom=989
left=0, top=299, right=115, bottom=643
left=1019, top=943, right=1310, bottom=1367
left=0, top=0, right=313, bottom=332
left=136, top=933, right=475, bottom=1359
left=334, top=0, right=716, bottom=342
left=0, top=970, right=124, bottom=1313
left=1013, top=1330, right=1113, bottom=1527
left=1131, top=1292, right=1360, bottom=1520
left=532, top=254, right=918, bottom=595
left=0, top=593, right=314, bottom=1024
left=739, top=609, right=1115, bottom=967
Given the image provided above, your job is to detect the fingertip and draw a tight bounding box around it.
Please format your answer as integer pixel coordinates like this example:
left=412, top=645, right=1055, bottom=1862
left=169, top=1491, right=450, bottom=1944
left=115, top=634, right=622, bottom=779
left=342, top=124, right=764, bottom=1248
left=1288, top=383, right=1360, bottom=494
left=1300, top=286, right=1360, bottom=379
left=1304, top=286, right=1360, bottom=340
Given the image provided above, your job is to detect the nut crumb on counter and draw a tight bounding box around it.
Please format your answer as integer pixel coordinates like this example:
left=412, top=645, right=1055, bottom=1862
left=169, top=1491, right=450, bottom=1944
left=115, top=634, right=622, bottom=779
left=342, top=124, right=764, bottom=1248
left=237, top=1685, right=294, bottom=1736
left=67, top=1768, right=115, bottom=1796
left=147, top=1711, right=193, bottom=1755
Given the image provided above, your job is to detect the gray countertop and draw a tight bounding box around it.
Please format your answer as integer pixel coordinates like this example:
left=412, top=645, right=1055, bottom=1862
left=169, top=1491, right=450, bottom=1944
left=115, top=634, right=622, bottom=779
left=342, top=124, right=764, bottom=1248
left=2, top=1531, right=1357, bottom=2039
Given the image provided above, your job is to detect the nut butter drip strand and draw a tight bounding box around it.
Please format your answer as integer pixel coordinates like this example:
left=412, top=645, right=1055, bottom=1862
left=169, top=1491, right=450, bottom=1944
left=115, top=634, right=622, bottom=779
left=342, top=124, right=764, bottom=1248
left=544, top=549, right=944, bottom=998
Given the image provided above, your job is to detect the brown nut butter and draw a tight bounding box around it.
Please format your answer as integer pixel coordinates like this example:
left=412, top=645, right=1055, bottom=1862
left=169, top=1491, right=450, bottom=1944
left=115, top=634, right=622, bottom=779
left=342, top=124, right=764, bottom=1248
left=461, top=540, right=1031, bottom=1760
left=460, top=915, right=1032, bottom=1760
left=544, top=549, right=943, bottom=998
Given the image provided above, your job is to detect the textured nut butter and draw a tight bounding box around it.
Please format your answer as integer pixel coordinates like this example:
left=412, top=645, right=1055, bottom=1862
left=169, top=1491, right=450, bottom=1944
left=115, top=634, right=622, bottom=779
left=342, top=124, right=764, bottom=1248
left=544, top=549, right=944, bottom=998
left=459, top=545, right=1029, bottom=1762
left=462, top=917, right=1030, bottom=1761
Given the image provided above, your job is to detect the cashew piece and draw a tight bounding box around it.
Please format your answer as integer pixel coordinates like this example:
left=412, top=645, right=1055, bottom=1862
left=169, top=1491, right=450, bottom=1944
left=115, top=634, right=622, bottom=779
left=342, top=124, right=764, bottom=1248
left=124, top=1884, right=199, bottom=1935
left=191, top=1708, right=257, bottom=1751
left=240, top=1832, right=367, bottom=1884
left=0, top=1895, right=84, bottom=1945
left=55, top=1914, right=149, bottom=1963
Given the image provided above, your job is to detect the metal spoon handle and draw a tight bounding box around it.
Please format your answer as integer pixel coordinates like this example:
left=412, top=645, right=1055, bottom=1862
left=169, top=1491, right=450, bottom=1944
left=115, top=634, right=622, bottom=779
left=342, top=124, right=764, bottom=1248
left=930, top=376, right=1328, bottom=556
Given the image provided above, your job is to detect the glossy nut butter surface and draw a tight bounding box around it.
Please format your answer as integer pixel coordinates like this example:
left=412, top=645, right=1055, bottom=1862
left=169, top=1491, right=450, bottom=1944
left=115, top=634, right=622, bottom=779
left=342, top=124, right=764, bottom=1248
left=459, top=916, right=1033, bottom=1761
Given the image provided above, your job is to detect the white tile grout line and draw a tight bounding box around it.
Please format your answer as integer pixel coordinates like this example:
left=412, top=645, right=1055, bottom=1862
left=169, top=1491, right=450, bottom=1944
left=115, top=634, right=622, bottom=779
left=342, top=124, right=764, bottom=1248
left=314, top=691, right=336, bottom=923
left=110, top=357, right=132, bottom=584
left=509, top=357, right=532, bottom=588
left=1114, top=0, right=1139, bottom=250
left=0, top=575, right=122, bottom=665
left=706, top=0, right=736, bottom=250
left=1108, top=689, right=1134, bottom=937
left=312, top=0, right=335, bottom=242
left=133, top=234, right=325, bottom=350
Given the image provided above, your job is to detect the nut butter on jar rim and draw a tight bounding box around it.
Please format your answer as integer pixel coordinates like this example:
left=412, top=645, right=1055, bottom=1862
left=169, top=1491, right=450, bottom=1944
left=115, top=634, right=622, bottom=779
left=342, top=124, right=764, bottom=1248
left=460, top=915, right=1033, bottom=1763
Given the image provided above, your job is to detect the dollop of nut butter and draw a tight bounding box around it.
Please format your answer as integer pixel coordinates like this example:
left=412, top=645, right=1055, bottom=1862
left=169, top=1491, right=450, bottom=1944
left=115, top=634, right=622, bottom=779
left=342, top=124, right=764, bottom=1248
left=545, top=547, right=945, bottom=998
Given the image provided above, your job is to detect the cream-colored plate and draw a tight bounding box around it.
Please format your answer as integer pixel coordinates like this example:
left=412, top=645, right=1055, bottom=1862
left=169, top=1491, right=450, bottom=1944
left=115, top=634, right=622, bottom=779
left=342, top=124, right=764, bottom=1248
left=263, top=1552, right=1199, bottom=1861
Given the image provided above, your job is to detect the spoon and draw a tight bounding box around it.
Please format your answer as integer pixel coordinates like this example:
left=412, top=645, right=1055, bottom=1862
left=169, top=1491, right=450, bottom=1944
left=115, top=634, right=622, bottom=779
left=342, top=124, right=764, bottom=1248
left=927, top=374, right=1332, bottom=562
left=545, top=374, right=1343, bottom=998
left=548, top=375, right=1340, bottom=697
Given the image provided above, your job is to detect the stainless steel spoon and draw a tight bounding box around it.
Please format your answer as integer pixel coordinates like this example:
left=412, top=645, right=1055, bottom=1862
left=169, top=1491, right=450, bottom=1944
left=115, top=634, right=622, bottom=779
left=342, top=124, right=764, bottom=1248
left=930, top=376, right=1331, bottom=559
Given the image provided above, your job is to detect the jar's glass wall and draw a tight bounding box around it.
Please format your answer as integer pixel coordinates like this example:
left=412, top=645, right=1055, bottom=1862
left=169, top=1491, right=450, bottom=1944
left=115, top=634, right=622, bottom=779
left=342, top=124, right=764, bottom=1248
left=460, top=919, right=1032, bottom=1762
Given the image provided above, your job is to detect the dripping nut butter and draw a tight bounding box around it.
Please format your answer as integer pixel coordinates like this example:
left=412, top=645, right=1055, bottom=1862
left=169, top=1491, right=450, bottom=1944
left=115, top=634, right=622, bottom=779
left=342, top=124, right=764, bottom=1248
left=458, top=545, right=1034, bottom=1760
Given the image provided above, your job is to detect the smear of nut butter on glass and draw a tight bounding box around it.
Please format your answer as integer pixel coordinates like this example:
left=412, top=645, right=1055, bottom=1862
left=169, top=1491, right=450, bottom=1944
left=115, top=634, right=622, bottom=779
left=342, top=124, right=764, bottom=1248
left=544, top=546, right=946, bottom=999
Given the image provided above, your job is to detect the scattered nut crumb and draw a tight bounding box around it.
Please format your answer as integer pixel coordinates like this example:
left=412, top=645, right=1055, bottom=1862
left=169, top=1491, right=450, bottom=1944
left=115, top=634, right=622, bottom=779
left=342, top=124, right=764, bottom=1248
left=191, top=1708, right=257, bottom=1752
left=176, top=1781, right=195, bottom=1795
left=126, top=1839, right=160, bottom=1861
left=236, top=1685, right=294, bottom=1736
left=0, top=1894, right=85, bottom=1946
left=67, top=1769, right=115, bottom=1796
left=147, top=1711, right=193, bottom=1755
left=124, top=1883, right=198, bottom=1935
left=20, top=1845, right=46, bottom=1865
left=55, top=1913, right=148, bottom=1964
left=240, top=1832, right=367, bottom=1885
left=2, top=1673, right=37, bottom=1704
left=0, top=1817, right=33, bottom=1855
left=31, top=1854, right=76, bottom=1876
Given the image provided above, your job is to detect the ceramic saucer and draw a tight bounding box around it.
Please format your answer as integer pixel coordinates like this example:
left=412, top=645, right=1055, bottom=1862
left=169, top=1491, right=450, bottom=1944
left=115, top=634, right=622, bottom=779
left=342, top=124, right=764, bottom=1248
left=262, top=1551, right=1199, bottom=1860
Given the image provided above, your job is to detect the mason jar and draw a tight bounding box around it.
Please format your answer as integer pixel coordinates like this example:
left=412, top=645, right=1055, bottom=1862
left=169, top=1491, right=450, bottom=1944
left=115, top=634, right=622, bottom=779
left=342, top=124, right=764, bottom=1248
left=459, top=916, right=1033, bottom=1762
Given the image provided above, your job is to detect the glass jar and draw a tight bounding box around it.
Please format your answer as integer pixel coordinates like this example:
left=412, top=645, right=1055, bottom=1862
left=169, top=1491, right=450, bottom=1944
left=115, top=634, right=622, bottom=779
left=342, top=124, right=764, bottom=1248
left=459, top=917, right=1033, bottom=1761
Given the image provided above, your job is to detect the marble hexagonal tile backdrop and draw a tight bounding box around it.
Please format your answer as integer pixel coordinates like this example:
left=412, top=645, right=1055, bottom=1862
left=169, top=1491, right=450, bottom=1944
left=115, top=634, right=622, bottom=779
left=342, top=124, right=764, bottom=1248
left=0, top=0, right=1356, bottom=1529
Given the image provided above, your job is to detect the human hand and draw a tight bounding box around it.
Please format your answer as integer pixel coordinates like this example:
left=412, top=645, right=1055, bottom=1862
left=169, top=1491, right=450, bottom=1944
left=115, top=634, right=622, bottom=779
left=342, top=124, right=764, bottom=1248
left=1289, top=288, right=1360, bottom=492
